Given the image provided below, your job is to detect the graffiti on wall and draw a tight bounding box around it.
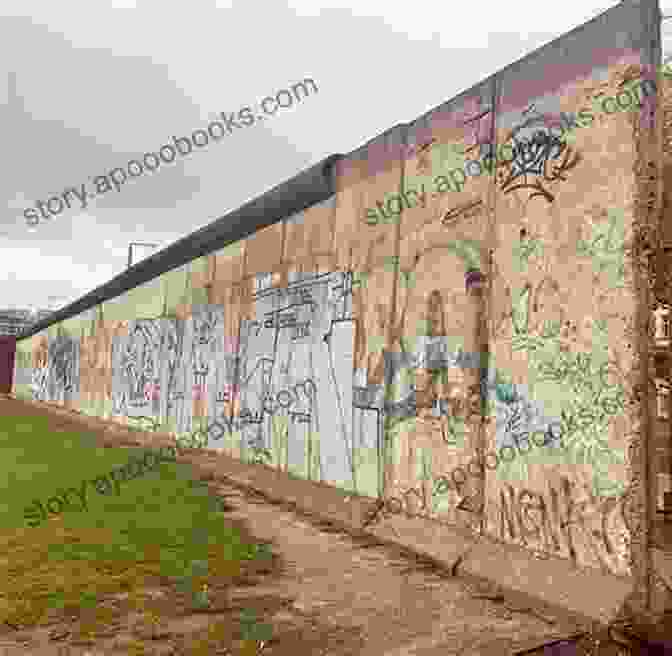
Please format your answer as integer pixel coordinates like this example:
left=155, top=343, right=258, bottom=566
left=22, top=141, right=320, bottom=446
left=234, top=271, right=355, bottom=485
left=498, top=105, right=582, bottom=203
left=112, top=320, right=163, bottom=416
left=489, top=210, right=629, bottom=495
left=18, top=52, right=645, bottom=582
left=31, top=338, right=49, bottom=401
left=111, top=318, right=188, bottom=434
left=25, top=199, right=631, bottom=515
left=496, top=476, right=631, bottom=573
left=30, top=335, right=79, bottom=403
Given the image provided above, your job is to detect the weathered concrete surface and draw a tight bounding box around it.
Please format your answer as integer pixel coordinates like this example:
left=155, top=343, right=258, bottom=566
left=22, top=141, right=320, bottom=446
left=460, top=538, right=634, bottom=627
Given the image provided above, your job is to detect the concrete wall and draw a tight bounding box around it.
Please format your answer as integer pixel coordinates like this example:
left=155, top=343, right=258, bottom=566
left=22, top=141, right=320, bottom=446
left=13, top=0, right=666, bottom=598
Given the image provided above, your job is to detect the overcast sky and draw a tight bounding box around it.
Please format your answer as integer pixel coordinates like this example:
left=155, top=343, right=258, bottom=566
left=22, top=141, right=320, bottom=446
left=0, top=0, right=656, bottom=312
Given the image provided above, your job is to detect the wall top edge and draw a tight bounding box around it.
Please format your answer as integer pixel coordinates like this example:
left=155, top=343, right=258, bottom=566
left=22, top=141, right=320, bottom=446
left=17, top=154, right=342, bottom=341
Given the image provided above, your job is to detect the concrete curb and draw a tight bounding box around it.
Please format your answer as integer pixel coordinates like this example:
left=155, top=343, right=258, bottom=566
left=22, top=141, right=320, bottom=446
left=3, top=394, right=635, bottom=629
left=206, top=456, right=632, bottom=627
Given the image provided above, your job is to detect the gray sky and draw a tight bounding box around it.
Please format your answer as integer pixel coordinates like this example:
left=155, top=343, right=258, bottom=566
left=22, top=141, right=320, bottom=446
left=0, top=0, right=639, bottom=311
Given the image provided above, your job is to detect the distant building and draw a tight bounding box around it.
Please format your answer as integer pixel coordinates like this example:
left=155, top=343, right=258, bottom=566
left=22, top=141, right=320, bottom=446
left=0, top=308, right=52, bottom=337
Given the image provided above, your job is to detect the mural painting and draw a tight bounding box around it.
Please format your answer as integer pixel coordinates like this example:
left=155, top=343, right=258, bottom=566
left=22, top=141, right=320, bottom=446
left=235, top=271, right=353, bottom=484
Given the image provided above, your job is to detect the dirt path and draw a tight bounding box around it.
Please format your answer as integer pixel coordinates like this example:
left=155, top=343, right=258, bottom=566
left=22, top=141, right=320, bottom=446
left=195, top=478, right=588, bottom=656
left=0, top=397, right=599, bottom=654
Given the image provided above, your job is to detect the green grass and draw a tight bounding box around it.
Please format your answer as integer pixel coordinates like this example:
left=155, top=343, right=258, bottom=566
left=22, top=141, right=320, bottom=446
left=0, top=410, right=261, bottom=629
